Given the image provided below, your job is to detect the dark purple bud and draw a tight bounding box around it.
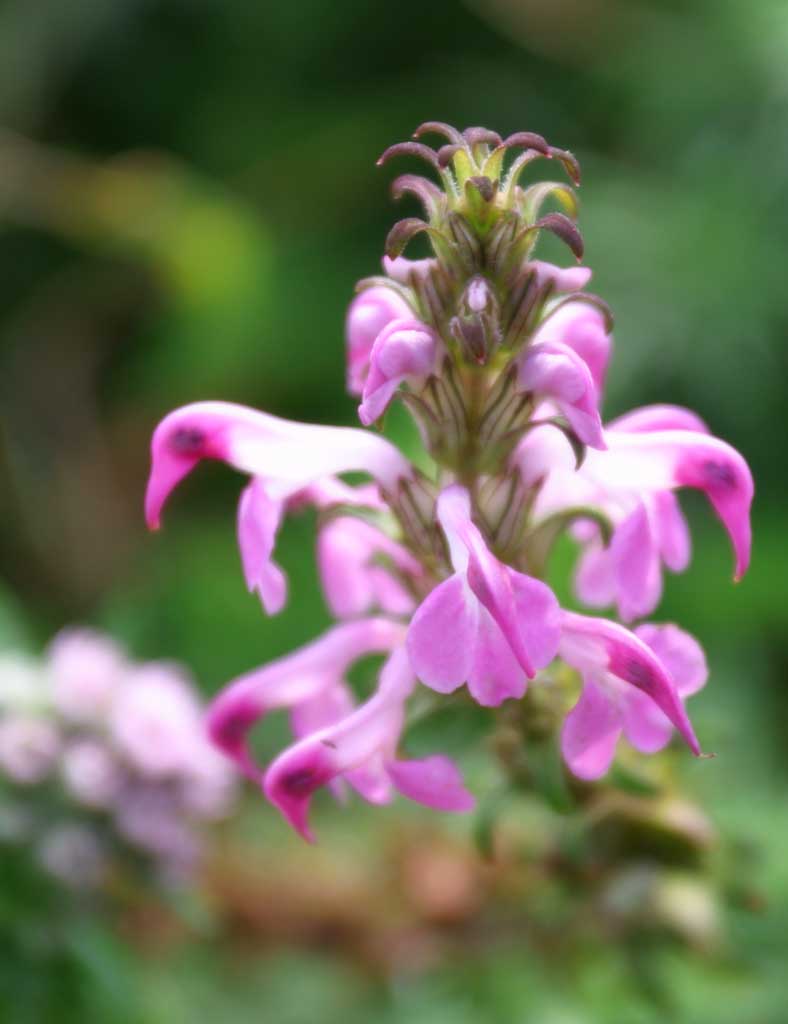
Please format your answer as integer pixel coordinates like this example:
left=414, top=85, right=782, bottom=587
left=451, top=275, right=501, bottom=364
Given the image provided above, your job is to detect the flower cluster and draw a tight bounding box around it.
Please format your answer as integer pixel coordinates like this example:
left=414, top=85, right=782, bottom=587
left=0, top=630, right=236, bottom=887
left=145, top=124, right=753, bottom=841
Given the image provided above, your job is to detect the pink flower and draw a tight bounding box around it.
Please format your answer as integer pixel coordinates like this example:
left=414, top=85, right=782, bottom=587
left=207, top=618, right=406, bottom=781
left=0, top=715, right=60, bottom=784
left=48, top=629, right=127, bottom=723
left=558, top=613, right=705, bottom=779
left=518, top=405, right=753, bottom=620
left=345, top=286, right=413, bottom=395
left=264, top=648, right=475, bottom=841
left=407, top=485, right=561, bottom=706
left=145, top=401, right=412, bottom=531
left=530, top=300, right=611, bottom=399
left=317, top=515, right=420, bottom=618
left=110, top=664, right=205, bottom=778
left=358, top=318, right=441, bottom=425
left=517, top=339, right=605, bottom=449
left=60, top=740, right=121, bottom=809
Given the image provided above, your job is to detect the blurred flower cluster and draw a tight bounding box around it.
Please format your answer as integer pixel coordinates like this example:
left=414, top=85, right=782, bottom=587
left=0, top=629, right=237, bottom=890
left=144, top=124, right=753, bottom=842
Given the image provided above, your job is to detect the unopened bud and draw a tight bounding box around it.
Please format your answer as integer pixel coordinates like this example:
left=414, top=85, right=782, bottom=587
left=450, top=275, right=501, bottom=364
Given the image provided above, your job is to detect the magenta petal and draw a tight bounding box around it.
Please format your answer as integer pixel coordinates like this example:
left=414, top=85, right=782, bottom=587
left=263, top=742, right=336, bottom=842
left=144, top=447, right=199, bottom=530
left=561, top=678, right=622, bottom=780
left=237, top=480, right=287, bottom=614
left=467, top=606, right=528, bottom=706
left=575, top=543, right=616, bottom=609
left=652, top=491, right=691, bottom=573
left=289, top=681, right=355, bottom=740
left=207, top=618, right=405, bottom=782
left=559, top=611, right=701, bottom=756
left=359, top=318, right=439, bottom=425
left=146, top=402, right=412, bottom=526
left=610, top=504, right=662, bottom=622
left=407, top=574, right=476, bottom=693
left=531, top=301, right=611, bottom=398
left=387, top=755, right=476, bottom=812
left=531, top=260, right=593, bottom=294
left=621, top=689, right=674, bottom=754
left=507, top=569, right=562, bottom=669
left=635, top=623, right=708, bottom=697
left=344, top=757, right=393, bottom=805
left=264, top=648, right=415, bottom=840
left=672, top=436, right=753, bottom=581
left=517, top=340, right=605, bottom=449
left=466, top=549, right=561, bottom=679
left=608, top=404, right=709, bottom=435
left=345, top=286, right=412, bottom=395
left=598, top=430, right=753, bottom=582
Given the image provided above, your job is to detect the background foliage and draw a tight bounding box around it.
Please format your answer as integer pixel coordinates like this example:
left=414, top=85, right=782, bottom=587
left=0, top=1, right=786, bottom=1020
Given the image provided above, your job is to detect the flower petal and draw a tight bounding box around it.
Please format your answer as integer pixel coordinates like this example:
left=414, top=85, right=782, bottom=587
left=387, top=755, right=476, bottom=812
left=517, top=339, right=605, bottom=449
left=652, top=491, right=691, bottom=573
left=561, top=678, right=622, bottom=780
left=531, top=260, right=593, bottom=294
left=608, top=404, right=709, bottom=435
left=237, top=479, right=287, bottom=614
left=207, top=618, right=405, bottom=780
left=531, top=301, right=611, bottom=398
left=574, top=543, right=616, bottom=609
left=467, top=605, right=528, bottom=706
left=436, top=485, right=561, bottom=681
left=345, top=286, right=412, bottom=395
left=263, top=648, right=415, bottom=841
left=621, top=689, right=674, bottom=754
left=407, top=574, right=477, bottom=693
left=610, top=503, right=662, bottom=621
left=145, top=401, right=412, bottom=528
left=585, top=429, right=753, bottom=580
left=635, top=623, right=708, bottom=697
left=317, top=515, right=419, bottom=618
left=359, top=318, right=439, bottom=425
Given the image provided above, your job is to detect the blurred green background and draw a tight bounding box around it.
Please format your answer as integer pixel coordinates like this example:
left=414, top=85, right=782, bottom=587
left=1, top=0, right=787, bottom=1021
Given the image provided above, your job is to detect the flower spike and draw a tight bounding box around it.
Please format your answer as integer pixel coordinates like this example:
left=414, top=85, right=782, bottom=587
left=144, top=123, right=751, bottom=835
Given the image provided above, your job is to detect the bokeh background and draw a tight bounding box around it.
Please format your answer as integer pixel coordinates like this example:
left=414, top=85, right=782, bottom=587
left=1, top=1, right=787, bottom=1021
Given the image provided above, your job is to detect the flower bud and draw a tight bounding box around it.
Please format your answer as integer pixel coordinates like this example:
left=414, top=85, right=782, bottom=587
left=450, top=275, right=500, bottom=364
left=345, top=286, right=412, bottom=396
